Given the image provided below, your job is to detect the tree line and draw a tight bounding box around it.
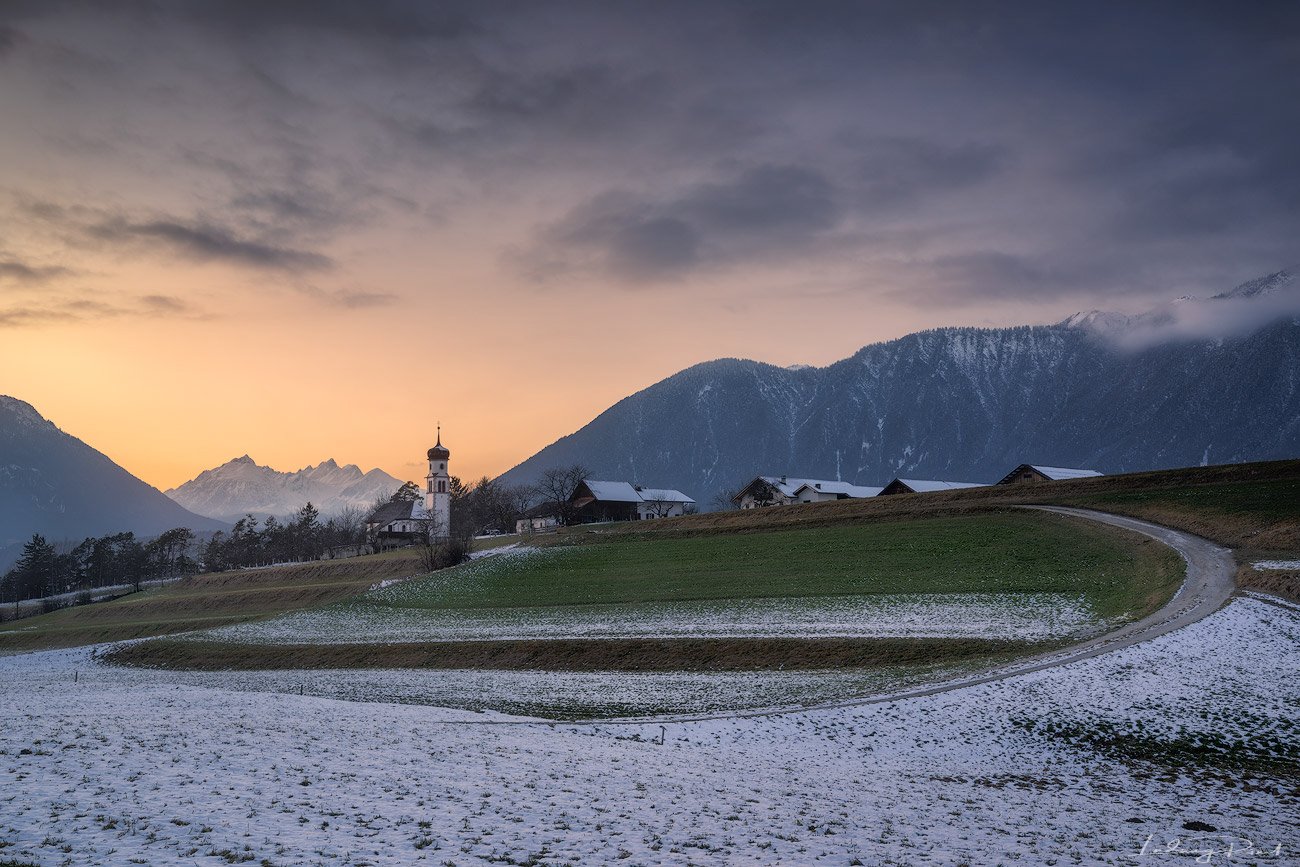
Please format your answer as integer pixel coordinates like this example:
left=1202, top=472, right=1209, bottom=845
left=1, top=527, right=196, bottom=610
left=201, top=503, right=366, bottom=572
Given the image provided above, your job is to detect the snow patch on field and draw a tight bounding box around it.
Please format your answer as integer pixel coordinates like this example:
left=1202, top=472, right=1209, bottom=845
left=198, top=591, right=1103, bottom=645
left=1253, top=559, right=1300, bottom=570
left=0, top=598, right=1296, bottom=865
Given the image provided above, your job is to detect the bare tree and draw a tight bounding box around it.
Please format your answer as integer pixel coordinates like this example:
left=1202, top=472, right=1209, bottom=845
left=641, top=491, right=680, bottom=518
left=533, top=464, right=591, bottom=526
left=709, top=487, right=741, bottom=511
left=412, top=509, right=466, bottom=573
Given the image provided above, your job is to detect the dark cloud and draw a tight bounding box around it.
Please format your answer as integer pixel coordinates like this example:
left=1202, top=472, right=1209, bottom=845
left=295, top=285, right=399, bottom=308
left=334, top=290, right=398, bottom=309
left=5, top=1, right=1299, bottom=310
left=915, top=252, right=1107, bottom=302
left=0, top=25, right=23, bottom=58
left=87, top=218, right=333, bottom=271
left=176, top=0, right=474, bottom=42
left=853, top=139, right=1008, bottom=210
left=0, top=292, right=205, bottom=328
left=138, top=294, right=191, bottom=313
left=528, top=165, right=843, bottom=281
left=0, top=259, right=71, bottom=285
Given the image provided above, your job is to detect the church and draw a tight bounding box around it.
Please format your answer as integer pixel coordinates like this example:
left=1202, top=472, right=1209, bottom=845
left=363, top=430, right=453, bottom=545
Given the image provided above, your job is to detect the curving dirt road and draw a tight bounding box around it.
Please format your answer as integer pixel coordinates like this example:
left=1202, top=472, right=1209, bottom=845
left=395, top=505, right=1240, bottom=726
left=635, top=505, right=1239, bottom=724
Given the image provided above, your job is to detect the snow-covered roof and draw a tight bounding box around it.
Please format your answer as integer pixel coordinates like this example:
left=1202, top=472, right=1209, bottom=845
left=758, top=476, right=825, bottom=498
left=1027, top=465, right=1104, bottom=481
left=791, top=481, right=883, bottom=498
left=995, top=464, right=1105, bottom=484
left=580, top=479, right=646, bottom=503
left=635, top=487, right=695, bottom=504
left=891, top=479, right=987, bottom=493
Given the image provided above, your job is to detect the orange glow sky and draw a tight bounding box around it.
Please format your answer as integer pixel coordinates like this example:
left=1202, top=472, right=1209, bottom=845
left=2, top=4, right=1295, bottom=491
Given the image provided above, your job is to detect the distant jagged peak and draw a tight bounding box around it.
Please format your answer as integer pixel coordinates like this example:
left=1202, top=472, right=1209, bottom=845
left=1062, top=266, right=1299, bottom=347
left=1212, top=267, right=1296, bottom=300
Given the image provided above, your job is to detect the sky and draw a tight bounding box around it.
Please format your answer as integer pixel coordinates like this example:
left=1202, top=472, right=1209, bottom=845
left=1, top=1, right=1297, bottom=490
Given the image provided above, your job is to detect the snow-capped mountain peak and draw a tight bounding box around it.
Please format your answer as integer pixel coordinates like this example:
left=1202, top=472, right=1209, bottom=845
left=166, top=456, right=404, bottom=522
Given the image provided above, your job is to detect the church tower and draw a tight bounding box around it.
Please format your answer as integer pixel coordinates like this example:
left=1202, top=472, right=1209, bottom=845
left=425, top=427, right=451, bottom=540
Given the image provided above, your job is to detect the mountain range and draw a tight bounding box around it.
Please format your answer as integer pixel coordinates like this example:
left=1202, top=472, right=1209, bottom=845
left=164, top=456, right=403, bottom=523
left=0, top=396, right=226, bottom=568
left=496, top=269, right=1300, bottom=505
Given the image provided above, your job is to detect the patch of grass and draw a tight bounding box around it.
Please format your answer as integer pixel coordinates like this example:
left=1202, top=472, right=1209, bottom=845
left=0, top=548, right=428, bottom=653
left=102, top=634, right=1064, bottom=673
left=1014, top=714, right=1300, bottom=779
left=383, top=512, right=1182, bottom=622
left=1059, top=477, right=1300, bottom=554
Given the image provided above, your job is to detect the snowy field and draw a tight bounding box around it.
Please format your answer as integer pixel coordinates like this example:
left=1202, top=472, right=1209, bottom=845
left=2, top=597, right=1297, bottom=866
left=198, top=591, right=1103, bottom=645
left=188, top=547, right=1113, bottom=647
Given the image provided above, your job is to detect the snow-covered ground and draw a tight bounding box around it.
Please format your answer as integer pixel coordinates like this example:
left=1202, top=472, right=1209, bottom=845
left=1, top=597, right=1296, bottom=865
left=1253, top=560, right=1300, bottom=570
left=198, top=591, right=1103, bottom=645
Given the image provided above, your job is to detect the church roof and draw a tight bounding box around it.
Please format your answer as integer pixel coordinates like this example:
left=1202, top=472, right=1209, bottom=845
left=427, top=428, right=450, bottom=460
left=365, top=500, right=415, bottom=525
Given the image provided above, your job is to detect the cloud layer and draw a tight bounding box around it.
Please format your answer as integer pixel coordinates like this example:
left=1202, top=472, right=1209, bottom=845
left=1, top=1, right=1297, bottom=313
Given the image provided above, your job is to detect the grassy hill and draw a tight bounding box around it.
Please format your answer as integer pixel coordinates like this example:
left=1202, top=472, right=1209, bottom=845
left=0, top=550, right=425, bottom=652
left=104, top=510, right=1182, bottom=680
left=6, top=459, right=1297, bottom=661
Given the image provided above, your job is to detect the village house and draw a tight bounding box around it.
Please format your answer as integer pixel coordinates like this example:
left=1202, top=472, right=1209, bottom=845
left=996, top=464, right=1104, bottom=484
left=516, top=478, right=697, bottom=532
left=515, top=502, right=563, bottom=534
left=732, top=475, right=881, bottom=508
left=878, top=478, right=988, bottom=495
left=570, top=479, right=697, bottom=522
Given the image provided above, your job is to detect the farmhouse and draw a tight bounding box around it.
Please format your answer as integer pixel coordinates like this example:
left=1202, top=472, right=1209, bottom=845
left=570, top=479, right=697, bottom=523
left=733, top=476, right=881, bottom=508
left=878, top=478, right=988, bottom=495
left=792, top=480, right=883, bottom=502
left=997, top=464, right=1104, bottom=484
left=515, top=503, right=562, bottom=534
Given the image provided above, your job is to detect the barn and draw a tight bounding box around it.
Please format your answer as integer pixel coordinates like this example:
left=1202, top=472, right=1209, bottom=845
left=997, top=464, right=1104, bottom=485
left=570, top=479, right=696, bottom=523
left=878, top=478, right=988, bottom=495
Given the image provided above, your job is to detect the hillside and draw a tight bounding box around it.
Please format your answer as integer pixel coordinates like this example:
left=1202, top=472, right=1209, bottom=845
left=165, top=455, right=403, bottom=522
left=0, top=396, right=226, bottom=563
left=497, top=270, right=1300, bottom=505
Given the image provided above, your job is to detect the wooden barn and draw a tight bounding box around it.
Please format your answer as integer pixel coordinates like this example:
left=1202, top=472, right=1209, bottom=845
left=570, top=479, right=696, bottom=523
left=997, top=464, right=1104, bottom=485
left=878, top=478, right=987, bottom=496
